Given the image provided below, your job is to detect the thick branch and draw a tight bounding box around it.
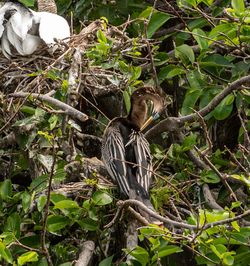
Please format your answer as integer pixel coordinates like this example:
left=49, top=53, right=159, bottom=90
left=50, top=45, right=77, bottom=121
left=146, top=75, right=250, bottom=138
left=117, top=199, right=250, bottom=231
left=9, top=92, right=88, bottom=122
left=75, top=241, right=95, bottom=266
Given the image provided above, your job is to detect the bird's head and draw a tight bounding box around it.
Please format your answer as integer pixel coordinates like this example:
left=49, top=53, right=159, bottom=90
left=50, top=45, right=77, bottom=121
left=130, top=87, right=164, bottom=131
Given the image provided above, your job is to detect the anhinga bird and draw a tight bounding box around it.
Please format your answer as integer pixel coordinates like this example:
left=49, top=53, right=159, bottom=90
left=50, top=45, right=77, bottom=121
left=0, top=0, right=70, bottom=58
left=102, top=87, right=164, bottom=223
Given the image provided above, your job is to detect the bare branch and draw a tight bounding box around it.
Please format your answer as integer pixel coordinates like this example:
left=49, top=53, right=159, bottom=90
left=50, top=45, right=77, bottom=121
left=9, top=92, right=88, bottom=122
left=75, top=241, right=95, bottom=266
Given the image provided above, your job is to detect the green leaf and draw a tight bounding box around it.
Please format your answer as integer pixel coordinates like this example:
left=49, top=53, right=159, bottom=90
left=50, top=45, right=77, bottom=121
left=130, top=246, right=149, bottom=266
left=78, top=218, right=99, bottom=231
left=200, top=54, right=233, bottom=67
left=50, top=193, right=67, bottom=204
left=48, top=115, right=58, bottom=130
left=97, top=30, right=107, bottom=44
left=175, top=44, right=195, bottom=65
left=37, top=195, right=47, bottom=212
left=211, top=244, right=228, bottom=259
left=152, top=245, right=183, bottom=262
left=147, top=11, right=171, bottom=38
left=99, top=255, right=114, bottom=266
left=181, top=89, right=201, bottom=115
left=18, top=0, right=35, bottom=7
left=192, top=28, right=208, bottom=50
left=231, top=0, right=245, bottom=13
left=20, top=105, right=36, bottom=115
left=0, top=179, right=12, bottom=200
left=123, top=90, right=131, bottom=115
left=54, top=200, right=79, bottom=210
left=158, top=65, right=185, bottom=82
left=0, top=242, right=13, bottom=263
left=17, top=251, right=38, bottom=266
left=213, top=94, right=234, bottom=120
left=5, top=213, right=21, bottom=237
left=21, top=191, right=31, bottom=213
left=222, top=252, right=235, bottom=266
left=92, top=191, right=113, bottom=206
left=30, top=174, right=48, bottom=192
left=47, top=215, right=70, bottom=232
left=182, top=134, right=197, bottom=151
left=130, top=66, right=141, bottom=82
left=201, top=170, right=221, bottom=184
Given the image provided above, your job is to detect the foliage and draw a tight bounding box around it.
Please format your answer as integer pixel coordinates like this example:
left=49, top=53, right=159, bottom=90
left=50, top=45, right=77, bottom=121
left=0, top=0, right=249, bottom=265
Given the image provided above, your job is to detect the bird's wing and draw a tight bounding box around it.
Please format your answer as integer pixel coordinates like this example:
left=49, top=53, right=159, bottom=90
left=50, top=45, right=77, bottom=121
left=0, top=2, right=34, bottom=56
left=36, top=12, right=70, bottom=44
left=129, top=131, right=152, bottom=193
left=9, top=9, right=33, bottom=41
left=22, top=34, right=41, bottom=55
left=102, top=125, right=130, bottom=196
left=1, top=30, right=12, bottom=58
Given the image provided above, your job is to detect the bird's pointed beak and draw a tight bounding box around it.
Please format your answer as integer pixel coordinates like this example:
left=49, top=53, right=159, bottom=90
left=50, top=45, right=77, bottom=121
left=140, top=112, right=160, bottom=131
left=140, top=116, right=154, bottom=131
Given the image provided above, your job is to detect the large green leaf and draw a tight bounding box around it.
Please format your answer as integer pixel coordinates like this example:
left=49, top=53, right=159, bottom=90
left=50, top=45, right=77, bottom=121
left=158, top=65, right=185, bottom=82
left=147, top=11, right=171, bottom=38
left=175, top=44, right=195, bottom=65
left=231, top=0, right=245, bottom=13
left=99, top=255, right=114, bottom=266
left=47, top=215, right=70, bottom=232
left=17, top=251, right=38, bottom=266
left=130, top=246, right=149, bottom=266
left=78, top=218, right=99, bottom=231
left=181, top=89, right=201, bottom=115
left=200, top=54, right=233, bottom=68
left=213, top=94, right=234, bottom=120
left=5, top=213, right=21, bottom=238
left=54, top=200, right=80, bottom=210
left=0, top=243, right=13, bottom=264
left=193, top=28, right=208, bottom=50
left=152, top=245, right=183, bottom=262
left=0, top=179, right=12, bottom=200
left=92, top=191, right=113, bottom=206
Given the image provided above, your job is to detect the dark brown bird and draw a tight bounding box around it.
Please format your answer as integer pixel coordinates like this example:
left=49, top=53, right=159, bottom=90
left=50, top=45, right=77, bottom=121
left=102, top=87, right=164, bottom=223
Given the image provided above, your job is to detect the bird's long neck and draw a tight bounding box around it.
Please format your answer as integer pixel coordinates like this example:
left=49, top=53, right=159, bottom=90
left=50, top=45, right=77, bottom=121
left=127, top=100, right=147, bottom=130
left=37, top=0, right=57, bottom=13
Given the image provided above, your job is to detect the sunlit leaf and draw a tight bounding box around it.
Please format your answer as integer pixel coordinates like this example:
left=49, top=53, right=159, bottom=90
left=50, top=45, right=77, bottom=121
left=54, top=200, right=79, bottom=210
left=0, top=242, right=13, bottom=263
left=92, top=191, right=113, bottom=206
left=231, top=0, right=245, bottom=13
left=17, top=251, right=38, bottom=266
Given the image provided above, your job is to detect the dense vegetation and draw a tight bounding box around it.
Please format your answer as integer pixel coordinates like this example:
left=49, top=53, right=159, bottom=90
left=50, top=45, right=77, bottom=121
left=0, top=0, right=249, bottom=265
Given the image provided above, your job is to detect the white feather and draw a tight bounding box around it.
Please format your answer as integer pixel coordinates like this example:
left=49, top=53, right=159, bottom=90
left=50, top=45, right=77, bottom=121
left=22, top=34, right=41, bottom=55
left=35, top=12, right=70, bottom=44
left=0, top=1, right=70, bottom=58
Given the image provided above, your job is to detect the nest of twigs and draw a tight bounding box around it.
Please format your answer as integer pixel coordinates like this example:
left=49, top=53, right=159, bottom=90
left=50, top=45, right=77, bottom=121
left=0, top=20, right=134, bottom=190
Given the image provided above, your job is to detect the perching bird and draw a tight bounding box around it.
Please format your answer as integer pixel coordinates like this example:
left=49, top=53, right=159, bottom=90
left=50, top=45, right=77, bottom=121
left=102, top=87, right=164, bottom=224
left=0, top=0, right=70, bottom=58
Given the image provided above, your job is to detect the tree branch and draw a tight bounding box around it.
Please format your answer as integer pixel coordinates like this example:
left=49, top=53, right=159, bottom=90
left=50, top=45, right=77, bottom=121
left=9, top=92, right=88, bottom=122
left=146, top=75, right=250, bottom=138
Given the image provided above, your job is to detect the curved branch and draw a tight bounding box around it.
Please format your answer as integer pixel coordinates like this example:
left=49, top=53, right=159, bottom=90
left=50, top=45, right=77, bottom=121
left=146, top=75, right=250, bottom=138
left=9, top=92, right=88, bottom=122
left=117, top=199, right=250, bottom=230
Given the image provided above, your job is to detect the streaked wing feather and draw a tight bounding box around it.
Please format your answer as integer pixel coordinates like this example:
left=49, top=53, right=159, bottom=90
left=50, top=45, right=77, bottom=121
left=102, top=125, right=130, bottom=196
left=130, top=131, right=152, bottom=192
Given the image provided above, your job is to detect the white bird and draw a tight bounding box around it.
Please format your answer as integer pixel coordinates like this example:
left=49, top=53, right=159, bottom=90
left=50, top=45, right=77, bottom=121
left=0, top=1, right=70, bottom=58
